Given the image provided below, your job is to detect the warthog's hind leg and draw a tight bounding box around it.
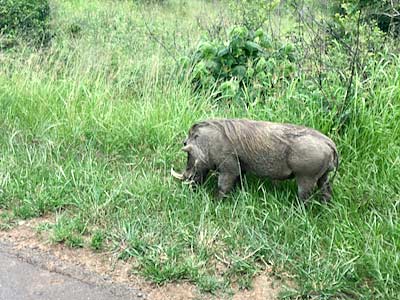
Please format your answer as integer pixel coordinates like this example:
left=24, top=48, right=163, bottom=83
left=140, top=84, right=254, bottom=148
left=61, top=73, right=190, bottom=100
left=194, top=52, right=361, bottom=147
left=317, top=171, right=332, bottom=203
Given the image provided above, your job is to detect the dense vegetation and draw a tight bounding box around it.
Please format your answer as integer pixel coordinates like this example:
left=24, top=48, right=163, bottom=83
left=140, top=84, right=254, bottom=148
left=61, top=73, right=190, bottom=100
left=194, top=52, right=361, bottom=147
left=0, top=0, right=399, bottom=298
left=0, top=0, right=51, bottom=47
left=187, top=26, right=297, bottom=101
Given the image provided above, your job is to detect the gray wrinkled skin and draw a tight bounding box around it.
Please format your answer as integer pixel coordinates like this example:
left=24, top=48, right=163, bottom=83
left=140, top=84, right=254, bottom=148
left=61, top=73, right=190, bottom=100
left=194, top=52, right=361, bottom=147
left=175, top=119, right=339, bottom=203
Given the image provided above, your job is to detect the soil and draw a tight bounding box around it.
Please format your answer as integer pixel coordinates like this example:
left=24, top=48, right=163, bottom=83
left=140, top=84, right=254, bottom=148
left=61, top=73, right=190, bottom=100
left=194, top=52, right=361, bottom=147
left=0, top=212, right=286, bottom=300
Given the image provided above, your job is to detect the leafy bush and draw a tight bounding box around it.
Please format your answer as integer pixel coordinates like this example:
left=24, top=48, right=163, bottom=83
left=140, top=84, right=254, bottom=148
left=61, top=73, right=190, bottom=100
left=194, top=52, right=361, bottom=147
left=184, top=26, right=297, bottom=101
left=332, top=0, right=400, bottom=35
left=0, top=0, right=51, bottom=47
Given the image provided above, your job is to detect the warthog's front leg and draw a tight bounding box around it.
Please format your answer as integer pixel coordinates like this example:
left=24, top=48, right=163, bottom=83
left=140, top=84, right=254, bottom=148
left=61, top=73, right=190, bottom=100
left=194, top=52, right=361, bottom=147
left=296, top=176, right=317, bottom=203
left=217, top=173, right=239, bottom=198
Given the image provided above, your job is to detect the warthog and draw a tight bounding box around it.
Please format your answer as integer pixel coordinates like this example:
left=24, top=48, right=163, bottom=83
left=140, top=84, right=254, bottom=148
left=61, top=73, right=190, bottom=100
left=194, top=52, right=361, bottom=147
left=171, top=119, right=339, bottom=203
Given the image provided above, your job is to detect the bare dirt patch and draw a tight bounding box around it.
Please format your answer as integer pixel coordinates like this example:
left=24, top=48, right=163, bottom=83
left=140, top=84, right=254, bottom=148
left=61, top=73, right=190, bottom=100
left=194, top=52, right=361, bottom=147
left=0, top=214, right=286, bottom=300
left=232, top=274, right=281, bottom=300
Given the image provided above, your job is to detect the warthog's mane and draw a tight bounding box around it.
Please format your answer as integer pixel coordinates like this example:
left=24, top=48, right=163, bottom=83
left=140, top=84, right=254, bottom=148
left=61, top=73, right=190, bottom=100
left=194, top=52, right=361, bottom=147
left=190, top=119, right=274, bottom=154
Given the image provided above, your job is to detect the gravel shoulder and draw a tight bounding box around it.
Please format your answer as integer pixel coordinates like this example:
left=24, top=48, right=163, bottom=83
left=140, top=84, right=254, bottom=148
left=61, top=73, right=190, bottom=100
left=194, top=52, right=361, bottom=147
left=0, top=240, right=145, bottom=300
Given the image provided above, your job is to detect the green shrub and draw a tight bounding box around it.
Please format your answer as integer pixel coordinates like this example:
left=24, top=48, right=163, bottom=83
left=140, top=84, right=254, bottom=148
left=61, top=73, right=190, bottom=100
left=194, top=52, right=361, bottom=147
left=184, top=26, right=297, bottom=101
left=0, top=0, right=51, bottom=47
left=327, top=1, right=387, bottom=64
left=332, top=0, right=400, bottom=35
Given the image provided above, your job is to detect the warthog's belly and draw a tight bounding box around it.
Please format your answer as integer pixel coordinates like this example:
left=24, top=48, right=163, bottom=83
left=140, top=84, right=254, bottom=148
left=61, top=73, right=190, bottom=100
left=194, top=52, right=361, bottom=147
left=239, top=154, right=293, bottom=180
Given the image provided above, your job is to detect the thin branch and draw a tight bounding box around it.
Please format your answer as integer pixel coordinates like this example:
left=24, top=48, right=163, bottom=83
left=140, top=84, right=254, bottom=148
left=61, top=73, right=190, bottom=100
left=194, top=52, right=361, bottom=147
left=139, top=10, right=178, bottom=64
left=337, top=9, right=363, bottom=131
left=343, top=9, right=362, bottom=107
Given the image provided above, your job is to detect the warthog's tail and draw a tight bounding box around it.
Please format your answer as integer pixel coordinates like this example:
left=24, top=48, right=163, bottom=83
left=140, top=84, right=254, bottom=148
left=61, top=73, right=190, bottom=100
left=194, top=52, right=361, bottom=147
left=327, top=140, right=339, bottom=183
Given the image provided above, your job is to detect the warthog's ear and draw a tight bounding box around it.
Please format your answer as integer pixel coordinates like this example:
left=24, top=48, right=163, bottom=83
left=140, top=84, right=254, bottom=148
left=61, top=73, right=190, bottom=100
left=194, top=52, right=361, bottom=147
left=181, top=145, right=193, bottom=152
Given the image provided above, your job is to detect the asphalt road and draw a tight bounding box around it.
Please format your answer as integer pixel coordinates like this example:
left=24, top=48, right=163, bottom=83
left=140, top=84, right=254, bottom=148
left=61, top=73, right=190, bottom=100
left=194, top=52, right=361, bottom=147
left=0, top=242, right=145, bottom=300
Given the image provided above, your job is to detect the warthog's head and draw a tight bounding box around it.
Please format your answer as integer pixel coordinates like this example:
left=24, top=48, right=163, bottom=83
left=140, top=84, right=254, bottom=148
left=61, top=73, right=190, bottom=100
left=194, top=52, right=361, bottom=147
left=171, top=124, right=211, bottom=185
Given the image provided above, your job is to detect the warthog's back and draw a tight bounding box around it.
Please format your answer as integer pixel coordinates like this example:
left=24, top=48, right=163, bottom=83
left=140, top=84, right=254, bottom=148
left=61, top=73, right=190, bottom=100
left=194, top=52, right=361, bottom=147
left=201, top=119, right=337, bottom=180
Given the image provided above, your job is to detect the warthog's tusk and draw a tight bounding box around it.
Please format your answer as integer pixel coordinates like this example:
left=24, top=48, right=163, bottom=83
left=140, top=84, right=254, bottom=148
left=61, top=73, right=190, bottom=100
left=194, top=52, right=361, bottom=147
left=182, top=180, right=194, bottom=185
left=171, top=168, right=184, bottom=180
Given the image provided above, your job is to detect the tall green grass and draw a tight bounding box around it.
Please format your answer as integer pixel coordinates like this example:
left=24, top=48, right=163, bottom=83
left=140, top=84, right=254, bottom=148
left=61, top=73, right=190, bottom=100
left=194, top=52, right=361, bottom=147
left=0, top=0, right=399, bottom=298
